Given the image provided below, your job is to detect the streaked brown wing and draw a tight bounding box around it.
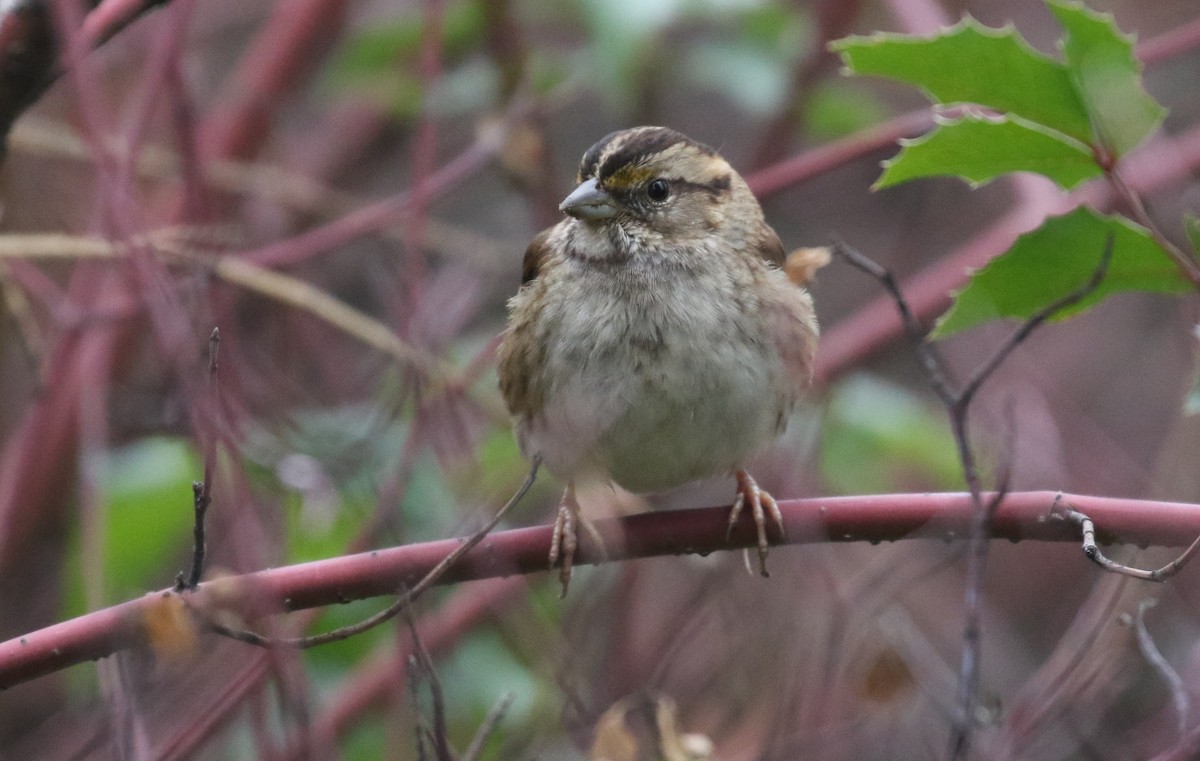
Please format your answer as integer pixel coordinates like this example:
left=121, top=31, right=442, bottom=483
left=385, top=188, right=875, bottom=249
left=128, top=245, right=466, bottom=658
left=500, top=229, right=557, bottom=419
left=521, top=228, right=555, bottom=286
left=755, top=226, right=787, bottom=269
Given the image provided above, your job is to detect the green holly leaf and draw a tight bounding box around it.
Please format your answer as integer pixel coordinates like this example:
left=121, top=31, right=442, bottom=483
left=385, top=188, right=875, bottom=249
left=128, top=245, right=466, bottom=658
left=933, top=207, right=1192, bottom=337
left=1049, top=1, right=1165, bottom=156
left=876, top=113, right=1100, bottom=190
left=832, top=19, right=1093, bottom=144
left=821, top=375, right=962, bottom=494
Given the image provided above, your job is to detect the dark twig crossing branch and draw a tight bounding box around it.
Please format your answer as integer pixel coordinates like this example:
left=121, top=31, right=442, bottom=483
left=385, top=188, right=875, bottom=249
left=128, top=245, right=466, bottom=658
left=176, top=326, right=220, bottom=592
left=834, top=234, right=1113, bottom=761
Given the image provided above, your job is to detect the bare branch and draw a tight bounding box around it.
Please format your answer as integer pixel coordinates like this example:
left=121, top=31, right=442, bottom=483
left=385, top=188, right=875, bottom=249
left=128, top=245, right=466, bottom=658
left=833, top=237, right=1113, bottom=761
left=831, top=238, right=957, bottom=407
left=6, top=490, right=1200, bottom=691
left=1062, top=506, right=1200, bottom=582
left=0, top=232, right=465, bottom=388
left=205, top=455, right=541, bottom=649
left=409, top=653, right=432, bottom=761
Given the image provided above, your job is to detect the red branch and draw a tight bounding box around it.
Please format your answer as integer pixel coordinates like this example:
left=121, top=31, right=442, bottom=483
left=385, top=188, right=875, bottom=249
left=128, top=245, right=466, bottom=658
left=745, top=108, right=936, bottom=199
left=274, top=577, right=528, bottom=761
left=80, top=0, right=164, bottom=46
left=1, top=491, right=1196, bottom=691
left=198, top=0, right=348, bottom=162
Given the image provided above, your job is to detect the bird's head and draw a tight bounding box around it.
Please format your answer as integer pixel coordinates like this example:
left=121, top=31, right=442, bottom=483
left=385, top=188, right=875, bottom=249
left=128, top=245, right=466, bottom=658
left=559, top=127, right=744, bottom=244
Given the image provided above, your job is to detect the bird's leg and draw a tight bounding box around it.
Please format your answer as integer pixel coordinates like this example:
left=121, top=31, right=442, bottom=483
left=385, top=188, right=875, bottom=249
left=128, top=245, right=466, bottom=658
left=727, top=469, right=785, bottom=577
left=550, top=483, right=581, bottom=596
left=548, top=482, right=609, bottom=597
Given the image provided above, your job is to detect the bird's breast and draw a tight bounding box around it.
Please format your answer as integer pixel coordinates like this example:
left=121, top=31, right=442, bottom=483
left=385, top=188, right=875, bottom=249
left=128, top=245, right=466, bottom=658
left=522, top=265, right=794, bottom=492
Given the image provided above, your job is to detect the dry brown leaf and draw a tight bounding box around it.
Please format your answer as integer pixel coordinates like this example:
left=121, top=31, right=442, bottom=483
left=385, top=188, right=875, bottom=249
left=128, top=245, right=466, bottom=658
left=784, top=246, right=832, bottom=286
left=141, top=593, right=199, bottom=662
left=588, top=693, right=714, bottom=761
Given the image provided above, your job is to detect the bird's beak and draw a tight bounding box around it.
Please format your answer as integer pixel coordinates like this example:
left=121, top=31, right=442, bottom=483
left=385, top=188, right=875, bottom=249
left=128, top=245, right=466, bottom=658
left=559, top=177, right=617, bottom=221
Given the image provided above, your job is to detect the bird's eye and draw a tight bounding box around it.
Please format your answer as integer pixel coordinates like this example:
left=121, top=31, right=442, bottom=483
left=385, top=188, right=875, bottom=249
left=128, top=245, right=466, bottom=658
left=646, top=178, right=670, bottom=202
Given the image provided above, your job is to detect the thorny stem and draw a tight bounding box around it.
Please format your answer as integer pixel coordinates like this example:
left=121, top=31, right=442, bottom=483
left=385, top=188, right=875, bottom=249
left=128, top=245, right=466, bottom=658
left=834, top=237, right=1113, bottom=761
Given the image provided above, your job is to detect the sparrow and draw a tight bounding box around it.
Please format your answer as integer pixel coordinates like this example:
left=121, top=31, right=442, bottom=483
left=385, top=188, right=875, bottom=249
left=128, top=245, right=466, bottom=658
left=497, top=126, right=818, bottom=592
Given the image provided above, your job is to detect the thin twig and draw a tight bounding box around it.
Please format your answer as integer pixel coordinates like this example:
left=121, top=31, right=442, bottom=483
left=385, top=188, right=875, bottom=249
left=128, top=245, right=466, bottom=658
left=461, top=691, right=515, bottom=761
left=409, top=653, right=432, bottom=761
left=834, top=237, right=1113, bottom=761
left=831, top=238, right=957, bottom=404
left=1061, top=506, right=1200, bottom=581
left=404, top=599, right=455, bottom=761
left=9, top=114, right=521, bottom=268
left=175, top=326, right=220, bottom=592
left=1105, top=166, right=1200, bottom=287
left=1129, top=598, right=1190, bottom=740
left=0, top=231, right=461, bottom=386
left=206, top=456, right=541, bottom=649
left=956, top=235, right=1114, bottom=409
left=0, top=262, right=47, bottom=374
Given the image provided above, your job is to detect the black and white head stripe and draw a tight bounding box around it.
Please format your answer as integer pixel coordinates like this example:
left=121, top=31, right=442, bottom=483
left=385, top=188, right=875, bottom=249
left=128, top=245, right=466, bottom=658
left=577, top=127, right=717, bottom=183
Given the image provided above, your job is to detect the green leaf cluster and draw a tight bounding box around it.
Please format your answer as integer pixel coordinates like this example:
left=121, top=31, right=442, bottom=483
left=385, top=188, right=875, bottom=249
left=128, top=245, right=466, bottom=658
left=935, top=207, right=1191, bottom=335
left=832, top=1, right=1192, bottom=337
left=63, top=438, right=199, bottom=618
left=821, top=376, right=962, bottom=494
left=326, top=0, right=491, bottom=117
left=833, top=2, right=1163, bottom=186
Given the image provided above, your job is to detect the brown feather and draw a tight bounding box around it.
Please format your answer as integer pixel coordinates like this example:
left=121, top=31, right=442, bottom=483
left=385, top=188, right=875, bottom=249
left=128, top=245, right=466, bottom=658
left=756, top=228, right=787, bottom=269
left=521, top=228, right=555, bottom=286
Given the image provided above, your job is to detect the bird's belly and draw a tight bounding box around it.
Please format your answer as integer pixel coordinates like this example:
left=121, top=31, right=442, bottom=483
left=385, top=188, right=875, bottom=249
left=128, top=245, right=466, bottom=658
left=523, top=326, right=790, bottom=494
left=599, top=366, right=784, bottom=493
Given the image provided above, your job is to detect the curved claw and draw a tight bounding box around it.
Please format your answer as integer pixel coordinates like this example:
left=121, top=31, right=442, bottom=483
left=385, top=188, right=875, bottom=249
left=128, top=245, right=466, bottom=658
left=549, top=486, right=579, bottom=597
left=728, top=470, right=785, bottom=577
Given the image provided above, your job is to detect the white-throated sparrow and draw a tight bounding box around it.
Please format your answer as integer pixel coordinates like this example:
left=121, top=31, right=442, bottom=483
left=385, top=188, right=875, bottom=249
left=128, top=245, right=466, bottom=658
left=497, top=126, right=818, bottom=592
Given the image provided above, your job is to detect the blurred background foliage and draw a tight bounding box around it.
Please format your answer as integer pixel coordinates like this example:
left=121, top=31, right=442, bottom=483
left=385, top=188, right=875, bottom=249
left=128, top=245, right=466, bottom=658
left=0, top=0, right=1198, bottom=759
